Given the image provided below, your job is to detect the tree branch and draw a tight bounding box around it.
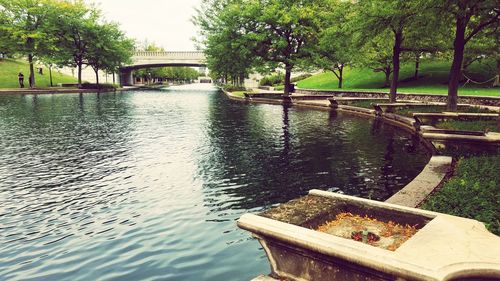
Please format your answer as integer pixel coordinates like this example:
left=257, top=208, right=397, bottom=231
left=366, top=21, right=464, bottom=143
left=465, top=11, right=500, bottom=43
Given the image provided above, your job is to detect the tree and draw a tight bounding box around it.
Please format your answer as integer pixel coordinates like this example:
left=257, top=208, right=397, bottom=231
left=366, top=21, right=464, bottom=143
left=358, top=30, right=395, bottom=88
left=0, top=0, right=55, bottom=88
left=313, top=0, right=354, bottom=89
left=354, top=0, right=430, bottom=102
left=194, top=0, right=255, bottom=86
left=461, top=23, right=499, bottom=87
left=439, top=0, right=499, bottom=110
left=45, top=0, right=99, bottom=87
left=0, top=7, right=14, bottom=57
left=241, top=0, right=324, bottom=96
left=196, top=0, right=324, bottom=95
left=86, top=22, right=134, bottom=85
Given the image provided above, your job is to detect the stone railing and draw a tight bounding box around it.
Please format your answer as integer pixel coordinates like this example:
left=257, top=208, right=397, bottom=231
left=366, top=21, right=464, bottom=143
left=133, top=51, right=205, bottom=59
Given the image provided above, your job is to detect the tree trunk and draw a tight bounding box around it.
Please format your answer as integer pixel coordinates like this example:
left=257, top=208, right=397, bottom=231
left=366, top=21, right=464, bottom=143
left=240, top=73, right=245, bottom=88
left=95, top=68, right=99, bottom=85
left=338, top=65, right=343, bottom=89
left=447, top=17, right=467, bottom=111
left=113, top=73, right=116, bottom=85
left=383, top=67, right=391, bottom=88
left=284, top=64, right=292, bottom=97
left=78, top=62, right=83, bottom=88
left=493, top=59, right=500, bottom=87
left=28, top=53, right=35, bottom=88
left=414, top=52, right=420, bottom=80
left=389, top=31, right=403, bottom=103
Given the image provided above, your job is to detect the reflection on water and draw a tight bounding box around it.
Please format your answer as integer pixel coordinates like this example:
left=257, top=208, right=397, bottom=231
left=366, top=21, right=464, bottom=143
left=0, top=85, right=430, bottom=281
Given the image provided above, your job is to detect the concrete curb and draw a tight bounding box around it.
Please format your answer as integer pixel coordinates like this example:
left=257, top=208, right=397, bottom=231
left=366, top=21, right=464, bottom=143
left=386, top=156, right=453, bottom=208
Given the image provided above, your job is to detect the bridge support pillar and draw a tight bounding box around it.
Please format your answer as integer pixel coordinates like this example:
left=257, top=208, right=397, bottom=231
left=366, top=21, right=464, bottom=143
left=119, top=69, right=133, bottom=86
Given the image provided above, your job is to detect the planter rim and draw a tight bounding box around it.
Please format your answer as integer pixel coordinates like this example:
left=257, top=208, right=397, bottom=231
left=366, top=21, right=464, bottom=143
left=238, top=191, right=500, bottom=281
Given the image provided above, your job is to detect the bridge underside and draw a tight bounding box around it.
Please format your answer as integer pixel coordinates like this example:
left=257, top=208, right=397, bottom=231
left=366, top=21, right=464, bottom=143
left=119, top=63, right=207, bottom=86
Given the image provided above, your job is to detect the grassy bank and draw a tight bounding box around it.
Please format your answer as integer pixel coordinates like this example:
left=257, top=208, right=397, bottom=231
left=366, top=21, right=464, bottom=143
left=297, top=60, right=500, bottom=97
left=0, top=59, right=76, bottom=88
left=422, top=155, right=500, bottom=235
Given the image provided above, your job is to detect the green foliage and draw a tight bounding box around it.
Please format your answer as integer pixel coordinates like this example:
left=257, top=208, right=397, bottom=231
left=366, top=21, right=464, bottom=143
left=195, top=0, right=325, bottom=93
left=436, top=120, right=499, bottom=132
left=0, top=0, right=134, bottom=87
left=194, top=0, right=255, bottom=86
left=259, top=73, right=284, bottom=86
left=86, top=22, right=134, bottom=84
left=222, top=84, right=246, bottom=92
left=134, top=67, right=200, bottom=82
left=422, top=155, right=500, bottom=235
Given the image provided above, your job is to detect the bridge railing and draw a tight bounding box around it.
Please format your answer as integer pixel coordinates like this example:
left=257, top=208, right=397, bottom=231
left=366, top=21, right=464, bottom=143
left=134, top=51, right=205, bottom=59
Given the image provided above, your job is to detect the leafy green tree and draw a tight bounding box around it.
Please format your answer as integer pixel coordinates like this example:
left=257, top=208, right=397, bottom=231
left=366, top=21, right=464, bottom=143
left=461, top=24, right=499, bottom=87
left=354, top=0, right=430, bottom=102
left=0, top=8, right=14, bottom=57
left=86, top=22, right=134, bottom=85
left=312, top=0, right=354, bottom=88
left=242, top=0, right=324, bottom=96
left=438, top=0, right=499, bottom=110
left=196, top=0, right=324, bottom=94
left=0, top=0, right=55, bottom=88
left=194, top=0, right=254, bottom=86
left=357, top=30, right=394, bottom=88
left=44, top=0, right=99, bottom=87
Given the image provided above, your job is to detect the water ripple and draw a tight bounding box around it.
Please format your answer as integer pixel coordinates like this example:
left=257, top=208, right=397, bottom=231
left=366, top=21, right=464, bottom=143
left=0, top=86, right=430, bottom=281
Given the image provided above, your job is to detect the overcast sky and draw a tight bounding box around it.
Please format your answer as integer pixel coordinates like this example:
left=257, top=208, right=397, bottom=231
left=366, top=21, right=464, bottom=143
left=89, top=0, right=203, bottom=51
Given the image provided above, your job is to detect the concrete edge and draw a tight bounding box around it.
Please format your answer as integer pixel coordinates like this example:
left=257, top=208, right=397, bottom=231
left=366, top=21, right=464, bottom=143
left=385, top=156, right=453, bottom=208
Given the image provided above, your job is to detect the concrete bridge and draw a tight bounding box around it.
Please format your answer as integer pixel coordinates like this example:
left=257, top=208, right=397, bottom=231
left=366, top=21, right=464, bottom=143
left=119, top=51, right=206, bottom=86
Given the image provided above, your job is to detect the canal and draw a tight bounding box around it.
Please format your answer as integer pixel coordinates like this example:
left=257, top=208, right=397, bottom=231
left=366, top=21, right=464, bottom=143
left=0, top=84, right=430, bottom=281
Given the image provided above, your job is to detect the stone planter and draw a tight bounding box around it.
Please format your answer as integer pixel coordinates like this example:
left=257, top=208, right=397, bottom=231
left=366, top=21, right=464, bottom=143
left=237, top=190, right=500, bottom=281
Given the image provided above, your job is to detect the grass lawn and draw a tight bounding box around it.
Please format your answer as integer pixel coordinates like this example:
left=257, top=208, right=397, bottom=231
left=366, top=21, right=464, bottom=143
left=0, top=58, right=76, bottom=88
left=230, top=91, right=246, bottom=98
left=297, top=59, right=500, bottom=97
left=422, top=155, right=500, bottom=235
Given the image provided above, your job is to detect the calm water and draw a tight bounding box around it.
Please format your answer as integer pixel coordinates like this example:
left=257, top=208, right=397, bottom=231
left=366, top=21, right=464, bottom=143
left=0, top=84, right=430, bottom=281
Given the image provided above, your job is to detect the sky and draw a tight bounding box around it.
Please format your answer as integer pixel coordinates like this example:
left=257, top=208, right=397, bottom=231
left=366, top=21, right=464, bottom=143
left=89, top=0, right=203, bottom=51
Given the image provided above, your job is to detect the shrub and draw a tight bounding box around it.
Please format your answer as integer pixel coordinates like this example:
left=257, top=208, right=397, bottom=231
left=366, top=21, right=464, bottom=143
left=259, top=73, right=285, bottom=86
left=223, top=84, right=246, bottom=92
left=422, top=155, right=500, bottom=235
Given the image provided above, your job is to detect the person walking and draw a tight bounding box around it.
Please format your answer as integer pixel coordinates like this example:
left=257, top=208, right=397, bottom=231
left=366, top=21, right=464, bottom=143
left=18, top=72, right=24, bottom=88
